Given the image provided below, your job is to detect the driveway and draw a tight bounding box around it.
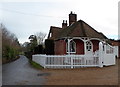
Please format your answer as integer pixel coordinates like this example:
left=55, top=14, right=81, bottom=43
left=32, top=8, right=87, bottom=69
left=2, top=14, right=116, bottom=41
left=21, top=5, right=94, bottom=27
left=43, top=59, right=118, bottom=85
left=2, top=55, right=45, bottom=85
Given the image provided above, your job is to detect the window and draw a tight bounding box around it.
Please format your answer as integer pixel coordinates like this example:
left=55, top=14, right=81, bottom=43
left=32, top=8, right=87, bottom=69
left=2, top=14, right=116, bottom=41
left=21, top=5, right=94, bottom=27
left=66, top=40, right=76, bottom=53
left=70, top=40, right=76, bottom=52
left=86, top=41, right=92, bottom=51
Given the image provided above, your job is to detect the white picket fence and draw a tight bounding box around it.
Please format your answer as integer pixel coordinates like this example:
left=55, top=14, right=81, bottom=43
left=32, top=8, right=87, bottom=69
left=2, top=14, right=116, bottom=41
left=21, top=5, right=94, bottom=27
left=32, top=54, right=99, bottom=68
left=32, top=42, right=116, bottom=69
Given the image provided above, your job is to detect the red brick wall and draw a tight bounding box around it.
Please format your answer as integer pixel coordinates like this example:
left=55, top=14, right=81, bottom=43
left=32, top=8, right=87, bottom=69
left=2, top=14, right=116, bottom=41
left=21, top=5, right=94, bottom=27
left=54, top=40, right=66, bottom=55
left=55, top=40, right=84, bottom=55
left=91, top=40, right=100, bottom=52
left=54, top=39, right=85, bottom=55
left=54, top=39, right=100, bottom=55
left=74, top=39, right=84, bottom=54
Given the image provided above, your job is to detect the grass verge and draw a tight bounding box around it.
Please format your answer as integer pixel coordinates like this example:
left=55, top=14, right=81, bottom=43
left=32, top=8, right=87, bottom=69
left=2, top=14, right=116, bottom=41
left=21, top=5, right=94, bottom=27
left=29, top=60, right=44, bottom=69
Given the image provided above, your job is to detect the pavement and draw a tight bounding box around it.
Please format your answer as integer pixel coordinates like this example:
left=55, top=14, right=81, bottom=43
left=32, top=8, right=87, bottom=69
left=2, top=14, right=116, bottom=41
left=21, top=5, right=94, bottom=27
left=2, top=55, right=45, bottom=85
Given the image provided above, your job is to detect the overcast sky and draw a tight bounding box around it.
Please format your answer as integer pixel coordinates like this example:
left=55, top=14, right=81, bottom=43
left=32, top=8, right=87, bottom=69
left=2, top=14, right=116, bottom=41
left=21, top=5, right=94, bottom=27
left=0, top=0, right=119, bottom=44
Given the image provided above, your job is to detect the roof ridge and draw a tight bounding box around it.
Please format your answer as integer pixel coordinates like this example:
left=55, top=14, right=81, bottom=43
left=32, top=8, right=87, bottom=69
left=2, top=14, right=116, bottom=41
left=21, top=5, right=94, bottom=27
left=48, top=19, right=108, bottom=40
left=80, top=21, right=87, bottom=37
left=80, top=20, right=102, bottom=35
left=50, top=26, right=62, bottom=29
left=80, top=20, right=107, bottom=39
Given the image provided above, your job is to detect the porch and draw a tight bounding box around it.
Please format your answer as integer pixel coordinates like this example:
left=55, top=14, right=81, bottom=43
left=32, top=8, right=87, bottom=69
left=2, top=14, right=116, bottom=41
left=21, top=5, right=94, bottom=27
left=32, top=42, right=116, bottom=68
left=54, top=37, right=101, bottom=55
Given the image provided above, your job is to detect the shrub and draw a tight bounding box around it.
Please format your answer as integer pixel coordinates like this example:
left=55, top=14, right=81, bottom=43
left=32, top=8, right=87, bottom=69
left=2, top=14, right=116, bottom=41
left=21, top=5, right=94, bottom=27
left=45, top=39, right=54, bottom=55
left=34, top=45, right=43, bottom=54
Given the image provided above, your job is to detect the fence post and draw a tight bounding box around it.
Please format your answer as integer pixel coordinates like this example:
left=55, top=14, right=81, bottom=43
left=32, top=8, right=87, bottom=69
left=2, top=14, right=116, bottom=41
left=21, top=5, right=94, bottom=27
left=44, top=55, right=46, bottom=68
left=99, top=42, right=103, bottom=67
left=71, top=57, right=73, bottom=68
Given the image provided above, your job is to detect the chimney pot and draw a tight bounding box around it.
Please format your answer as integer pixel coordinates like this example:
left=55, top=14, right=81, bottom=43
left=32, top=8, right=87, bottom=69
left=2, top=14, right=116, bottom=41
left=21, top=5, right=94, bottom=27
left=62, top=20, right=67, bottom=29
left=69, top=11, right=77, bottom=26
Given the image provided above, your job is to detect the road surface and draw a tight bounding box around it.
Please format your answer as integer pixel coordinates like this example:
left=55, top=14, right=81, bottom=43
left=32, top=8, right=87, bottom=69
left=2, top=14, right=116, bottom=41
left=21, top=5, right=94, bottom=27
left=2, top=55, right=45, bottom=85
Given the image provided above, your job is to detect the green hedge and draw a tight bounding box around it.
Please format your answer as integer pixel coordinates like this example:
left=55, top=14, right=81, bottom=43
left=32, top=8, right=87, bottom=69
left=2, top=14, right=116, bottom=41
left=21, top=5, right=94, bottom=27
left=2, top=45, right=20, bottom=63
left=45, top=39, right=54, bottom=55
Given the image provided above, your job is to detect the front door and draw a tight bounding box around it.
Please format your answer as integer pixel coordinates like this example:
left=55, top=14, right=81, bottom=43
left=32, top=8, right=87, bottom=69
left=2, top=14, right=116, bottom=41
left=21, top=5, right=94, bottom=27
left=85, top=41, right=93, bottom=55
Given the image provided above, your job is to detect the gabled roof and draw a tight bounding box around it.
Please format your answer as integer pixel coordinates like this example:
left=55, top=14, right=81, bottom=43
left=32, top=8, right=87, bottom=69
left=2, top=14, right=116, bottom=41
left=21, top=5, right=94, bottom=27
left=48, top=26, right=62, bottom=39
left=48, top=20, right=108, bottom=40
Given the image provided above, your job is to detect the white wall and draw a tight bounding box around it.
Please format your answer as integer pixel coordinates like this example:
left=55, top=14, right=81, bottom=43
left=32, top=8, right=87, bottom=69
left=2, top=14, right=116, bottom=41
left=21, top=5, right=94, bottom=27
left=32, top=54, right=46, bottom=68
left=103, top=54, right=116, bottom=66
left=102, top=44, right=116, bottom=66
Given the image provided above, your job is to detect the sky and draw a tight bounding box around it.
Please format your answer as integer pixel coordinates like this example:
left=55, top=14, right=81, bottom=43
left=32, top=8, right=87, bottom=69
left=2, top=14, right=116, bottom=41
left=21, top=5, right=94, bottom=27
left=0, top=0, right=119, bottom=44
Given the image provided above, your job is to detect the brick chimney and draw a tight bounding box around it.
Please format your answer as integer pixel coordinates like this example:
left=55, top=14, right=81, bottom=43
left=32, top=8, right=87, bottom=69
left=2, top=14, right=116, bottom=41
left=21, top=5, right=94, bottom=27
left=62, top=20, right=67, bottom=29
left=69, top=11, right=77, bottom=26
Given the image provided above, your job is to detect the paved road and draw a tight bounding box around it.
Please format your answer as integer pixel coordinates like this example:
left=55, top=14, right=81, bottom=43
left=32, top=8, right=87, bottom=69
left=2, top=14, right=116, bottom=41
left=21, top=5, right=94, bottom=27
left=2, top=55, right=45, bottom=85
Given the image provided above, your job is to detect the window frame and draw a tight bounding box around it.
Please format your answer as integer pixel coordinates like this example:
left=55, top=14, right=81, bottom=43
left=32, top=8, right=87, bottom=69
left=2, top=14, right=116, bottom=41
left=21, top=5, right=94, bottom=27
left=66, top=40, right=76, bottom=53
left=86, top=41, right=92, bottom=52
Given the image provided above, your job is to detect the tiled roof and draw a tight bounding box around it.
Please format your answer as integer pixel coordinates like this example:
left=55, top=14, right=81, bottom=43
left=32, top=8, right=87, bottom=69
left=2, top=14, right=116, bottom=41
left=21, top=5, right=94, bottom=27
left=48, top=20, right=107, bottom=40
left=48, top=26, right=62, bottom=39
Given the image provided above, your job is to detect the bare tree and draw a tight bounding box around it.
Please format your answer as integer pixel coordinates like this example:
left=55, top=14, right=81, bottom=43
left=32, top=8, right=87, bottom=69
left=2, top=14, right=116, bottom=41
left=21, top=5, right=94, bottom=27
left=1, top=23, right=21, bottom=63
left=35, top=32, right=46, bottom=45
left=22, top=42, right=30, bottom=52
